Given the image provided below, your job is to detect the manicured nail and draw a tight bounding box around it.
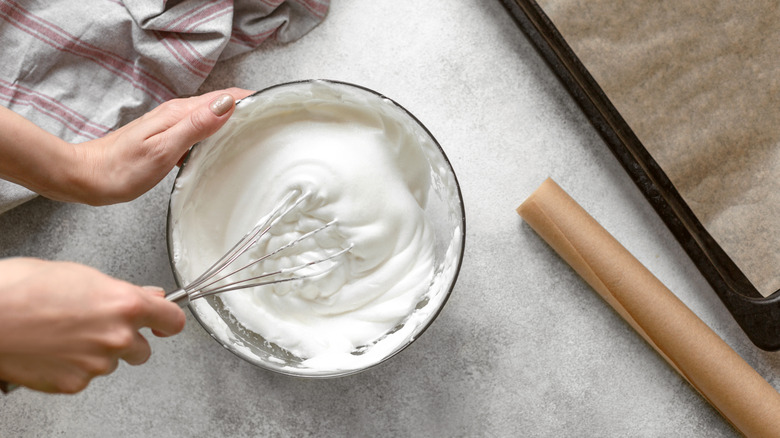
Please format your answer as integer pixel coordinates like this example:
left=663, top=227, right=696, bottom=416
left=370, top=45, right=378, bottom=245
left=209, top=94, right=234, bottom=116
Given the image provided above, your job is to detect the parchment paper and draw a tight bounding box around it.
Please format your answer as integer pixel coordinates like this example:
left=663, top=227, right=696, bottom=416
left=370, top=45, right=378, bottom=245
left=518, top=178, right=780, bottom=437
left=536, top=0, right=780, bottom=296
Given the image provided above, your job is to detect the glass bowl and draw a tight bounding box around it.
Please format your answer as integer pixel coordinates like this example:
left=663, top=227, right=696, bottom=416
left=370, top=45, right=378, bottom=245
left=166, top=80, right=465, bottom=377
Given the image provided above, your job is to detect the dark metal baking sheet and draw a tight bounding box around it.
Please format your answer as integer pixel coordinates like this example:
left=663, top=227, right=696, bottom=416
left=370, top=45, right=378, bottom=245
left=499, top=0, right=780, bottom=350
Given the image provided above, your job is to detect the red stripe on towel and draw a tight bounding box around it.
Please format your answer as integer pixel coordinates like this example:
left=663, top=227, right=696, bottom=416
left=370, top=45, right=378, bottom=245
left=0, top=79, right=111, bottom=139
left=0, top=0, right=176, bottom=103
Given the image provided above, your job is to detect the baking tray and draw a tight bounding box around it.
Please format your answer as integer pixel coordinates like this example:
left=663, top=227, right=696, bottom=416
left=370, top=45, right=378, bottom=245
left=499, top=0, right=780, bottom=350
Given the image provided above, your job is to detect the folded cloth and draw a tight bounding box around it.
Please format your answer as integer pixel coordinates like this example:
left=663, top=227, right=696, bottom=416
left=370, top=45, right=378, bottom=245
left=0, top=0, right=328, bottom=214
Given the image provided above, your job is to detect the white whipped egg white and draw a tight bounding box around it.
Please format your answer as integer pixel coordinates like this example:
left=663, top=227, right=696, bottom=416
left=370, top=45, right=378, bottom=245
left=172, top=81, right=437, bottom=367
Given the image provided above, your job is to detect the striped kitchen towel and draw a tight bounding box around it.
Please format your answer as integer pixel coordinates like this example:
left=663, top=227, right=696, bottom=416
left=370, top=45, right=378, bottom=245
left=0, top=0, right=328, bottom=213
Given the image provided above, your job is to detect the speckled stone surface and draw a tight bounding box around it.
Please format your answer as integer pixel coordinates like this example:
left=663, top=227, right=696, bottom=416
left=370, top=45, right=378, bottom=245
left=0, top=1, right=775, bottom=436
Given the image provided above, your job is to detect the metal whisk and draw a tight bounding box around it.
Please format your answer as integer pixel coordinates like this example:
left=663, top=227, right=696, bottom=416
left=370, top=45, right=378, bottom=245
left=166, top=191, right=352, bottom=307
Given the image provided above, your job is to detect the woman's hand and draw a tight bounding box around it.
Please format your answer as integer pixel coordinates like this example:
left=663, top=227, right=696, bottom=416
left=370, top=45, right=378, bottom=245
left=67, top=88, right=253, bottom=205
left=0, top=88, right=253, bottom=206
left=0, top=258, right=186, bottom=394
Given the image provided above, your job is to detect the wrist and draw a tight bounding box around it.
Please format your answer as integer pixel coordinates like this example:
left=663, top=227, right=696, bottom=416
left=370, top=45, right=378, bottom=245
left=9, top=138, right=75, bottom=202
left=36, top=140, right=88, bottom=203
left=30, top=138, right=114, bottom=206
left=58, top=141, right=105, bottom=205
left=0, top=106, right=84, bottom=202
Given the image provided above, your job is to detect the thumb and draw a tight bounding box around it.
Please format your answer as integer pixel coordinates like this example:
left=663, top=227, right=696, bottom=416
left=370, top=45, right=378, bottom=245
left=165, top=93, right=236, bottom=153
left=141, top=285, right=166, bottom=298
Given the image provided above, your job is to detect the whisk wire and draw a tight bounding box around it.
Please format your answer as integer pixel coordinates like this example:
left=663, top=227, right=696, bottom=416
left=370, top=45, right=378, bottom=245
left=185, top=190, right=306, bottom=292
left=193, top=218, right=339, bottom=296
left=169, top=190, right=353, bottom=304
left=191, top=244, right=353, bottom=299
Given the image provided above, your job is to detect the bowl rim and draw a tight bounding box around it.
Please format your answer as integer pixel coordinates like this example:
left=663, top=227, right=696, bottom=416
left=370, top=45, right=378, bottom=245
left=165, top=79, right=466, bottom=378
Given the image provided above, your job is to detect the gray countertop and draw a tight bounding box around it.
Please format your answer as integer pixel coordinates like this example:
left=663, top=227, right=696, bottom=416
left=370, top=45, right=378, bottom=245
left=1, top=1, right=775, bottom=436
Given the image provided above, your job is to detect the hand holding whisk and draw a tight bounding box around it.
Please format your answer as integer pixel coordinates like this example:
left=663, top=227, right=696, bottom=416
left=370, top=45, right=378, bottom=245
left=166, top=191, right=352, bottom=307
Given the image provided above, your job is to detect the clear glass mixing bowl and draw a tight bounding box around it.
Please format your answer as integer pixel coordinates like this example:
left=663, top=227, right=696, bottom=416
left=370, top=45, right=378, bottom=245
left=167, top=80, right=465, bottom=377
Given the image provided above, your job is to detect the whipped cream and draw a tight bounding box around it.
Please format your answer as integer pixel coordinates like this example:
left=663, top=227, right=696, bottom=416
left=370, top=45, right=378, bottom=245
left=168, top=81, right=460, bottom=374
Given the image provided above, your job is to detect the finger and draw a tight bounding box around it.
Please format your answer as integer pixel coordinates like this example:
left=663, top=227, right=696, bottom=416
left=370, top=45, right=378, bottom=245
left=78, top=354, right=119, bottom=377
left=123, top=88, right=252, bottom=145
left=135, top=288, right=187, bottom=337
left=164, top=93, right=237, bottom=147
left=153, top=88, right=252, bottom=137
left=159, top=88, right=254, bottom=145
left=141, top=285, right=166, bottom=298
left=120, top=331, right=152, bottom=366
left=140, top=94, right=236, bottom=168
left=220, top=87, right=255, bottom=101
left=173, top=89, right=253, bottom=168
left=6, top=356, right=91, bottom=394
left=139, top=287, right=187, bottom=337
left=100, top=356, right=120, bottom=376
left=151, top=328, right=169, bottom=338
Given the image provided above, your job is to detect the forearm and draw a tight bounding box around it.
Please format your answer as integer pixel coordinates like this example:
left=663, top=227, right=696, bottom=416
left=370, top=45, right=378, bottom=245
left=0, top=106, right=79, bottom=201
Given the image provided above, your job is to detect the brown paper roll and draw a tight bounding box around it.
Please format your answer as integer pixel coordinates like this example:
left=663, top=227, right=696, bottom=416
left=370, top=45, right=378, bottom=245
left=517, top=178, right=780, bottom=438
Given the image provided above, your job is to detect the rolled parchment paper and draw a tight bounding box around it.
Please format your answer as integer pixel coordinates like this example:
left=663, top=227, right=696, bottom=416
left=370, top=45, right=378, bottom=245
left=517, top=178, right=780, bottom=437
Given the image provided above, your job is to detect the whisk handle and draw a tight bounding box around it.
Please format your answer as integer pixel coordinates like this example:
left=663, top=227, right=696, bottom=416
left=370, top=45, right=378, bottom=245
left=165, top=289, right=191, bottom=307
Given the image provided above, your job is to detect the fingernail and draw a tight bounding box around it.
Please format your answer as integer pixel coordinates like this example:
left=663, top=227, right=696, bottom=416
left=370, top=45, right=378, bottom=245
left=209, top=94, right=234, bottom=116
left=142, top=285, right=166, bottom=296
